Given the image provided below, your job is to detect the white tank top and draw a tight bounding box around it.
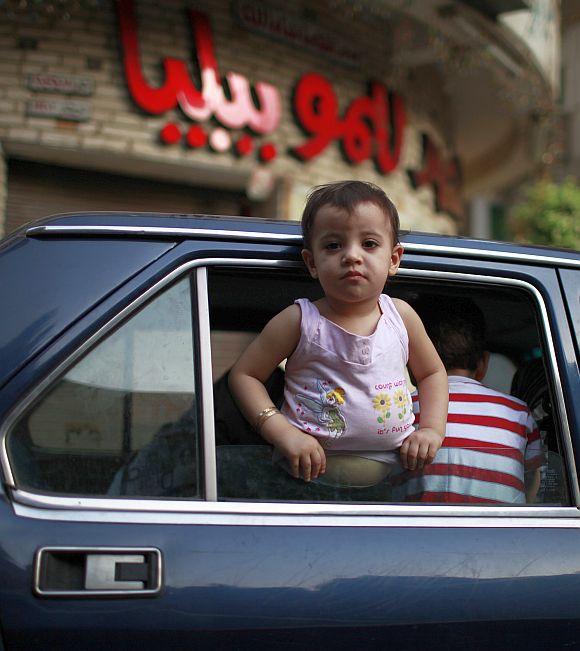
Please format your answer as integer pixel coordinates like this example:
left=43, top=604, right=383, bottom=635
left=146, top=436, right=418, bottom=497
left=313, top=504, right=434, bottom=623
left=282, top=295, right=415, bottom=463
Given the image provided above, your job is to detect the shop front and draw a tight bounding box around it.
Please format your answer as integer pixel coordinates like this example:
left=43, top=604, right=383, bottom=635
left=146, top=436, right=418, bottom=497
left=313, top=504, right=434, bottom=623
left=0, top=0, right=558, bottom=237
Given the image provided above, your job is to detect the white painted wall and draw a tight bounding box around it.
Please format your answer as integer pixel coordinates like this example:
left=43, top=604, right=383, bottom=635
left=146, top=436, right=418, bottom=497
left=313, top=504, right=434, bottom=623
left=501, top=0, right=561, bottom=95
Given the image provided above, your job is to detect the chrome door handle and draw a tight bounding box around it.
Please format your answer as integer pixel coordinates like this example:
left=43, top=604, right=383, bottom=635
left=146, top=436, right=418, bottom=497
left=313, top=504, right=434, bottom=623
left=34, top=547, right=163, bottom=597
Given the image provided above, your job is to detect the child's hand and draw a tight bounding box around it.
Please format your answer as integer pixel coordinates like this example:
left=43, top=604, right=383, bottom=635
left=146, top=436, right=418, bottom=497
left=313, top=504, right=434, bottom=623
left=282, top=427, right=327, bottom=482
left=400, top=428, right=443, bottom=471
left=263, top=419, right=326, bottom=482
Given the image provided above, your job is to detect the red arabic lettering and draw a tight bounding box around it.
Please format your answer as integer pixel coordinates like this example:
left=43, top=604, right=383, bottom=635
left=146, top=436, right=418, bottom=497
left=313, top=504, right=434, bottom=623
left=292, top=74, right=340, bottom=158
left=409, top=135, right=464, bottom=218
left=116, top=0, right=281, bottom=134
left=292, top=73, right=406, bottom=174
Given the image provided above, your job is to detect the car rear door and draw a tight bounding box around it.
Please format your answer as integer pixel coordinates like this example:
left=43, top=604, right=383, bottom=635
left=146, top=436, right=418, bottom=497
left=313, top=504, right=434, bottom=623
left=1, top=236, right=580, bottom=650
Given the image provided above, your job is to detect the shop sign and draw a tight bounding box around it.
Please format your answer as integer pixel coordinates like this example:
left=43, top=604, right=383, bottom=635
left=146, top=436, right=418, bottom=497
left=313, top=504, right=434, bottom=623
left=233, top=0, right=358, bottom=68
left=116, top=0, right=463, bottom=217
left=26, top=98, right=91, bottom=122
left=292, top=73, right=405, bottom=175
left=117, top=0, right=280, bottom=161
left=409, top=135, right=463, bottom=219
left=27, top=73, right=94, bottom=96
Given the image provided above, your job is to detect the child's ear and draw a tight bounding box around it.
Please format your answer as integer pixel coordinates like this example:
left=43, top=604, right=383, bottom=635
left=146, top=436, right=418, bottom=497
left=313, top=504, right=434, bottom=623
left=302, top=249, right=318, bottom=278
left=388, top=244, right=404, bottom=276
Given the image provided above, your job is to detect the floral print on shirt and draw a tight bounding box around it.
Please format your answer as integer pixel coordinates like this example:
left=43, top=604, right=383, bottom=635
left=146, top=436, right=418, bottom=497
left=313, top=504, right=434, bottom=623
left=372, top=383, right=411, bottom=426
left=393, top=388, right=410, bottom=419
left=372, top=392, right=392, bottom=423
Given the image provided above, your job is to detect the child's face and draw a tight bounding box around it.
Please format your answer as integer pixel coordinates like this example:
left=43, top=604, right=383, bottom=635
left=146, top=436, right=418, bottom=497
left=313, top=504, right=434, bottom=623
left=301, top=201, right=403, bottom=306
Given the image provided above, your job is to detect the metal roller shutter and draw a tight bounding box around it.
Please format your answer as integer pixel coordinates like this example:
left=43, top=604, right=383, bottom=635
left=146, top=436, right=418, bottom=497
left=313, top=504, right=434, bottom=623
left=5, top=159, right=248, bottom=234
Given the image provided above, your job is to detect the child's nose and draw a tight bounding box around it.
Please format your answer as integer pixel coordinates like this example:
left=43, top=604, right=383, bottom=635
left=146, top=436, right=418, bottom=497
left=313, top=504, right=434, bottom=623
left=342, top=244, right=362, bottom=263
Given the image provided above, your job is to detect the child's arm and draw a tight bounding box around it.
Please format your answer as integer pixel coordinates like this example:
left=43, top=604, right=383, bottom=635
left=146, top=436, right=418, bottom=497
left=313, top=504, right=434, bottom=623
left=525, top=468, right=541, bottom=503
left=228, top=305, right=326, bottom=482
left=394, top=300, right=448, bottom=471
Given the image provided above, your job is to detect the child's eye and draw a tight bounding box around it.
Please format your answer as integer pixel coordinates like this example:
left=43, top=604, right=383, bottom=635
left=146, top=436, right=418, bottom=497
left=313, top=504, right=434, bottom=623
left=363, top=240, right=379, bottom=249
left=324, top=242, right=341, bottom=250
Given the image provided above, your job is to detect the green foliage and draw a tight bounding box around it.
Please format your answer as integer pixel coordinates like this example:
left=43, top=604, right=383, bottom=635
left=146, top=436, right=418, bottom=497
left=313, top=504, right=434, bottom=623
left=509, top=178, right=580, bottom=250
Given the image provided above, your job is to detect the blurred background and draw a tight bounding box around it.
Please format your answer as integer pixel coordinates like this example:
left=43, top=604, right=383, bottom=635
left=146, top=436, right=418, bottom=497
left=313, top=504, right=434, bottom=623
left=0, top=0, right=578, bottom=249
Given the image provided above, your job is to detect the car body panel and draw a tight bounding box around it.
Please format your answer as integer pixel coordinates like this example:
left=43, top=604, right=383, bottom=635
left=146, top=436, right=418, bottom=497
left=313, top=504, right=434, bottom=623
left=0, top=213, right=578, bottom=649
left=2, top=503, right=580, bottom=649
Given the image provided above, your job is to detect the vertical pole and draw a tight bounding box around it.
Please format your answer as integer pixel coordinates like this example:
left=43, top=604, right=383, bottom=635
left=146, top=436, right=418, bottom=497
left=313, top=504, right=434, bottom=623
left=469, top=195, right=492, bottom=240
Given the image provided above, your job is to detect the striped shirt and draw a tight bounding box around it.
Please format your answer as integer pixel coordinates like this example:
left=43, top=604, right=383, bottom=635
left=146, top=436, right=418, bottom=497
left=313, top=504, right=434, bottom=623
left=392, top=376, right=545, bottom=504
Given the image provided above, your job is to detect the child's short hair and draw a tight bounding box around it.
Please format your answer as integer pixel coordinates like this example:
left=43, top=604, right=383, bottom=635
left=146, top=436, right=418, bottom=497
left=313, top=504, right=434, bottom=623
left=301, top=180, right=401, bottom=250
left=416, top=297, right=486, bottom=372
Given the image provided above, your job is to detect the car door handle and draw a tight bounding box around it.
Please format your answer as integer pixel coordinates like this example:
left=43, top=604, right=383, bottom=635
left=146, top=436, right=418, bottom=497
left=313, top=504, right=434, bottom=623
left=85, top=553, right=151, bottom=590
left=34, top=547, right=163, bottom=597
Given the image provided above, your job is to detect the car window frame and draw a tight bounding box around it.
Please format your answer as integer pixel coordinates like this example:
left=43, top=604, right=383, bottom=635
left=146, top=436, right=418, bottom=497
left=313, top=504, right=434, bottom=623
left=1, top=254, right=578, bottom=521
left=202, top=258, right=577, bottom=506
left=0, top=269, right=204, bottom=498
left=559, top=268, right=580, bottom=358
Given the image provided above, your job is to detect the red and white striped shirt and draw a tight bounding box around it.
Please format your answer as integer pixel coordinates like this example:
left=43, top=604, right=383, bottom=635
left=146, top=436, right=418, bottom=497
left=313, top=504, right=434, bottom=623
left=392, top=376, right=545, bottom=504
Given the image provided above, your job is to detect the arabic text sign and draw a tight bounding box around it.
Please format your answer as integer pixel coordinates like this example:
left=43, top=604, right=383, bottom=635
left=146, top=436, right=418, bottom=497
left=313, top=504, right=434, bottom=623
left=292, top=73, right=406, bottom=175
left=115, top=0, right=463, bottom=217
left=27, top=73, right=95, bottom=96
left=26, top=98, right=91, bottom=122
left=234, top=0, right=358, bottom=67
left=117, top=0, right=281, bottom=135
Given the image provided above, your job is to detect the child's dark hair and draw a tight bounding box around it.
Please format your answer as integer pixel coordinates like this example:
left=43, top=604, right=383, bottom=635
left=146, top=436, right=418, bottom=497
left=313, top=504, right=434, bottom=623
left=301, top=180, right=401, bottom=250
left=416, top=297, right=486, bottom=372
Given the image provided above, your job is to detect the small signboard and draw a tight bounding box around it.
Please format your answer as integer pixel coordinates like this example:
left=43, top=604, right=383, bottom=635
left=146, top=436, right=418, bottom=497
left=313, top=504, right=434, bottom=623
left=234, top=0, right=358, bottom=67
left=27, top=73, right=95, bottom=96
left=26, top=98, right=91, bottom=122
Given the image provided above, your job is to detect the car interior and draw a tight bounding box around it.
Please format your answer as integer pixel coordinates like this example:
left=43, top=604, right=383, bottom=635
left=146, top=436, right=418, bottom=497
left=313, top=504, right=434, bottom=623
left=208, top=266, right=569, bottom=504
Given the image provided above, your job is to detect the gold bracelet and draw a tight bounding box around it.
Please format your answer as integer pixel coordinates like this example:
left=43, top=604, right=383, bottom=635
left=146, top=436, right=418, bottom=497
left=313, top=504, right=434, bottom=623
left=255, top=406, right=280, bottom=434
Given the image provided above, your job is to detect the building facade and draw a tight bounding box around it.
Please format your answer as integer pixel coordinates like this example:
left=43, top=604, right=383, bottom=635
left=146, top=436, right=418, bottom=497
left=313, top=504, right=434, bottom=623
left=0, top=0, right=560, bottom=238
left=561, top=0, right=580, bottom=180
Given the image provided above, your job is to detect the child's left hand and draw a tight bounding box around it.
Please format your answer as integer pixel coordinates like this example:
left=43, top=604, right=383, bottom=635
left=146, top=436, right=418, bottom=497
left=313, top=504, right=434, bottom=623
left=400, top=428, right=443, bottom=471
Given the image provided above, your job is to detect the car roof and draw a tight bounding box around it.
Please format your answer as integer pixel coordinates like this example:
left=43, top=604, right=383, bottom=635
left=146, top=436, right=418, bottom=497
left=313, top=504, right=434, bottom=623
left=20, top=211, right=580, bottom=268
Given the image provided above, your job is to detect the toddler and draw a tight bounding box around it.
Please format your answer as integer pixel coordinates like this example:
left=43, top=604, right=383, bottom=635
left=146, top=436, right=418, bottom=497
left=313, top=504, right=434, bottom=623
left=229, top=180, right=448, bottom=485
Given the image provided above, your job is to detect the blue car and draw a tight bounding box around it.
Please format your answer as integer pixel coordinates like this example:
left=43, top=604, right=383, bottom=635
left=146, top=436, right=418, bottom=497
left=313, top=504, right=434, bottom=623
left=0, top=212, right=578, bottom=649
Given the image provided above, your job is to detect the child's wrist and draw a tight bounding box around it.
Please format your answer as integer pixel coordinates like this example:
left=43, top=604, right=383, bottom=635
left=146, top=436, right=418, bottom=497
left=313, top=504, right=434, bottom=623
left=258, top=412, right=291, bottom=444
left=254, top=405, right=281, bottom=434
left=419, top=424, right=445, bottom=438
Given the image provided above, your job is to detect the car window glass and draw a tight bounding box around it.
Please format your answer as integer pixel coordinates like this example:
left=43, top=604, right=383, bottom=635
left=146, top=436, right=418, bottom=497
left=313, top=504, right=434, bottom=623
left=7, top=276, right=200, bottom=499
left=209, top=266, right=571, bottom=507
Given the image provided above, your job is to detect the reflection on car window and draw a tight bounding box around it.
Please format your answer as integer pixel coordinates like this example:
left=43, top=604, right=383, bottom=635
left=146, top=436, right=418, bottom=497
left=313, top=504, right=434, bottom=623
left=209, top=266, right=571, bottom=507
left=7, top=276, right=200, bottom=498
